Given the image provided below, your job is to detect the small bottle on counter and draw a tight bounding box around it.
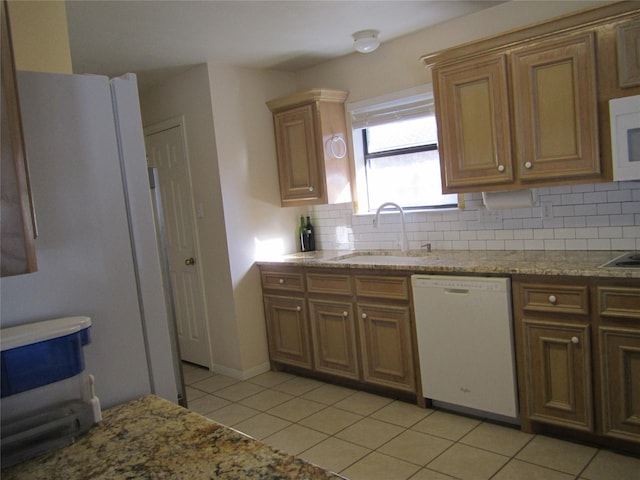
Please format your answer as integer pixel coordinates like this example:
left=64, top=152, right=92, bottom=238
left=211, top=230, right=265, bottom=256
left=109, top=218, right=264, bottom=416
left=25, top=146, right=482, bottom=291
left=299, top=216, right=308, bottom=252
left=305, top=216, right=315, bottom=252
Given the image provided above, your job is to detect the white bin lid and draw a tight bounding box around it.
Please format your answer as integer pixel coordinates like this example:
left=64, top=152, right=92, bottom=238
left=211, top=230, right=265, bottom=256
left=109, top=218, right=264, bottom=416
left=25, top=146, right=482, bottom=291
left=0, top=316, right=92, bottom=351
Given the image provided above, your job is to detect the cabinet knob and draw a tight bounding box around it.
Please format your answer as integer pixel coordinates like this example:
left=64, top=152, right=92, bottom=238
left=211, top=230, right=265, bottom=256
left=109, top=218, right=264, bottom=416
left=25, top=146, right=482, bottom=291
left=343, top=311, right=348, bottom=317
left=548, top=295, right=557, bottom=304
left=497, top=164, right=505, bottom=172
left=279, top=278, right=284, bottom=284
left=296, top=306, right=301, bottom=312
left=571, top=336, right=579, bottom=344
left=361, top=313, right=367, bottom=319
left=524, top=161, right=532, bottom=169
left=308, top=186, right=314, bottom=192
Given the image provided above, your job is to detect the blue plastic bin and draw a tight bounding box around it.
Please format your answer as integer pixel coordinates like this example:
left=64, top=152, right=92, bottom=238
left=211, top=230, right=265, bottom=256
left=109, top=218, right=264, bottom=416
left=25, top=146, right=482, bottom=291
left=0, top=317, right=92, bottom=398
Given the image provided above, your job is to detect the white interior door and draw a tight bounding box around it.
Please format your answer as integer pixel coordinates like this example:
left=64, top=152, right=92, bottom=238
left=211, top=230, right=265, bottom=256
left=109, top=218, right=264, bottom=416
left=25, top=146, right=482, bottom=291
left=145, top=124, right=211, bottom=368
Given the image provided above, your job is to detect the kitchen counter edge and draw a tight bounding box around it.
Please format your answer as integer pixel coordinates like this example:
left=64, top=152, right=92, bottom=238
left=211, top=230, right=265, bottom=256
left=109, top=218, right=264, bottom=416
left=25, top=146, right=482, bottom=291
left=255, top=250, right=640, bottom=279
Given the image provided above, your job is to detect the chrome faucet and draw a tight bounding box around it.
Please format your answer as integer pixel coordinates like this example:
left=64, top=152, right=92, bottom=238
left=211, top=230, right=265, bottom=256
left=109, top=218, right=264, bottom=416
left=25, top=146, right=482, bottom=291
left=374, top=202, right=409, bottom=252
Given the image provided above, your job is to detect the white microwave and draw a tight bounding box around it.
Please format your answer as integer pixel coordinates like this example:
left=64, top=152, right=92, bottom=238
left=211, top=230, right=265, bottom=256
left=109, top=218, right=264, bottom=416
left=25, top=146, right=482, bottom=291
left=610, top=94, right=640, bottom=181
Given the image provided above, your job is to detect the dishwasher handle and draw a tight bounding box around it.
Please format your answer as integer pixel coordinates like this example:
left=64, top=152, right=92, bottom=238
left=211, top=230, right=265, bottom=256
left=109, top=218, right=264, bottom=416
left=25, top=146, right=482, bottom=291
left=445, top=288, right=469, bottom=295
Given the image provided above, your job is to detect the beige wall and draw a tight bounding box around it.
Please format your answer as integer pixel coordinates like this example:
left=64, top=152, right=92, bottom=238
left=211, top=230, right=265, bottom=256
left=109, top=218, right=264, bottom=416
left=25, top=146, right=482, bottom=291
left=139, top=64, right=241, bottom=374
left=296, top=0, right=610, bottom=102
left=207, top=64, right=297, bottom=373
left=7, top=0, right=72, bottom=73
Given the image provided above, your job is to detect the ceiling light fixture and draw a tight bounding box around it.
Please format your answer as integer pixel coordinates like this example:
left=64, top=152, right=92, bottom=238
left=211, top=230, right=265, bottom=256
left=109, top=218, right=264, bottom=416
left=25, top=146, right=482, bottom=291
left=353, top=30, right=380, bottom=53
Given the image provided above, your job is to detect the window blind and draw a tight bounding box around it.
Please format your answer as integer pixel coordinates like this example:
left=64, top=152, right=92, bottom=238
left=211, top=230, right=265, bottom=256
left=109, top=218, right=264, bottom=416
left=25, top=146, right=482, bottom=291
left=347, top=85, right=435, bottom=129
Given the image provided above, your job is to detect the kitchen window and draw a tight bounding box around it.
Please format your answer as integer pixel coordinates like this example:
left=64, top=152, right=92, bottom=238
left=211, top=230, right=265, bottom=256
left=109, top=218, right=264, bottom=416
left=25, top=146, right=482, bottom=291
left=348, top=86, right=458, bottom=213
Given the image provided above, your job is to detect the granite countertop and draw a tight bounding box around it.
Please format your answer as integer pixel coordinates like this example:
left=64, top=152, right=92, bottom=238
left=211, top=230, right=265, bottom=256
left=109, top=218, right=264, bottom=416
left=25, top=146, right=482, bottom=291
left=3, top=395, right=344, bottom=480
left=256, top=249, right=640, bottom=279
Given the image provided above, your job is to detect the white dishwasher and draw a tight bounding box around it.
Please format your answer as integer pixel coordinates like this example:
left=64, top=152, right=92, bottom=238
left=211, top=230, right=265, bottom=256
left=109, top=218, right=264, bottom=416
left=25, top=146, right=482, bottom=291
left=412, top=275, right=519, bottom=423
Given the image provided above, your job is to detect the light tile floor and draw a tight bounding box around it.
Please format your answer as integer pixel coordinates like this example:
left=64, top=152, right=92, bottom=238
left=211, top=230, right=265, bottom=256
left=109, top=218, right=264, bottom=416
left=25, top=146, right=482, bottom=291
left=182, top=363, right=640, bottom=480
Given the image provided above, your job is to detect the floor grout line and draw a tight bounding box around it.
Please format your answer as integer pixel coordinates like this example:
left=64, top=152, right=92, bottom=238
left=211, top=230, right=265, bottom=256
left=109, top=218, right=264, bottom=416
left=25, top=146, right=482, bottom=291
left=180, top=364, right=639, bottom=480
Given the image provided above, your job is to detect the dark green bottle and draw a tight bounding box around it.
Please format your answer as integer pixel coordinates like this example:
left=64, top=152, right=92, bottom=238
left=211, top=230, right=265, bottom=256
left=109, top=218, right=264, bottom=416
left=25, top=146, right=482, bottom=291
left=305, top=216, right=315, bottom=252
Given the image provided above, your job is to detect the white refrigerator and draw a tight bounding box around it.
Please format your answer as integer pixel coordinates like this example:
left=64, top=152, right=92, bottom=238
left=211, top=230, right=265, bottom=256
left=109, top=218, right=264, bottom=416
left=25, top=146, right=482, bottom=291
left=0, top=71, right=182, bottom=408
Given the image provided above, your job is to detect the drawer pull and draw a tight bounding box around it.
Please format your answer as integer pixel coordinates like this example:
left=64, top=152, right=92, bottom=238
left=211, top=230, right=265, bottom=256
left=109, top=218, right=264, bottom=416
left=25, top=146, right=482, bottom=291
left=296, top=306, right=301, bottom=312
left=279, top=278, right=284, bottom=284
left=571, top=336, right=579, bottom=344
left=548, top=295, right=557, bottom=304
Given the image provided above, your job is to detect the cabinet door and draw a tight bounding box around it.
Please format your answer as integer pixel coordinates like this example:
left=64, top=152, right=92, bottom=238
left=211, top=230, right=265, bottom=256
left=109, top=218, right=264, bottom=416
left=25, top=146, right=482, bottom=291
left=434, top=54, right=513, bottom=191
left=1, top=1, right=37, bottom=276
left=522, top=319, right=593, bottom=431
left=599, top=327, right=640, bottom=441
left=358, top=303, right=415, bottom=392
left=309, top=298, right=359, bottom=380
left=617, top=18, right=640, bottom=88
left=511, top=32, right=599, bottom=182
left=272, top=104, right=322, bottom=205
left=263, top=295, right=312, bottom=369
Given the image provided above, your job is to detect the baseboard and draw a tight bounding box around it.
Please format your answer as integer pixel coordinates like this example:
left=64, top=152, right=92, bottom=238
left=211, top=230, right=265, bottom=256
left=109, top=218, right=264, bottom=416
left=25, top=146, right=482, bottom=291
left=211, top=361, right=271, bottom=381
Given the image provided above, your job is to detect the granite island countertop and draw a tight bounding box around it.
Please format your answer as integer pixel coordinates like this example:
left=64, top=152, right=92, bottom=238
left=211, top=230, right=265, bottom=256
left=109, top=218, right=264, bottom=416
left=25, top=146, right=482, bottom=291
left=256, top=249, right=640, bottom=279
left=2, top=395, right=344, bottom=480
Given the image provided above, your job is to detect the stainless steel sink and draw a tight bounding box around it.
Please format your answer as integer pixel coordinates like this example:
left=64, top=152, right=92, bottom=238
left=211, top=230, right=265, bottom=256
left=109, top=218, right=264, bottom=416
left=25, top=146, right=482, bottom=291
left=331, top=252, right=429, bottom=265
left=333, top=255, right=417, bottom=264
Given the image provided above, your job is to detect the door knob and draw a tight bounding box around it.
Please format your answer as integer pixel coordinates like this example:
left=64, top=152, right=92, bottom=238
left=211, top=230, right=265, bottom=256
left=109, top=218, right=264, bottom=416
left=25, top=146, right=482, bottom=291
left=184, top=257, right=195, bottom=266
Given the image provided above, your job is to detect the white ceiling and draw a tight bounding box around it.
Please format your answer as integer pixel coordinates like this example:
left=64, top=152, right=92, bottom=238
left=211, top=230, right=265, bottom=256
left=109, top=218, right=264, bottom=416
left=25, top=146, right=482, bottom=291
left=65, top=0, right=503, bottom=91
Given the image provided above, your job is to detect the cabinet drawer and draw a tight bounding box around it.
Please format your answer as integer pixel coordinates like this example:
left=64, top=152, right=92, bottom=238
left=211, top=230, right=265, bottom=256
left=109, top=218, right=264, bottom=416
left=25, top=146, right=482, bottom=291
left=355, top=275, right=409, bottom=301
left=307, top=272, right=353, bottom=296
left=598, top=287, right=640, bottom=321
left=260, top=268, right=304, bottom=293
left=520, top=284, right=589, bottom=315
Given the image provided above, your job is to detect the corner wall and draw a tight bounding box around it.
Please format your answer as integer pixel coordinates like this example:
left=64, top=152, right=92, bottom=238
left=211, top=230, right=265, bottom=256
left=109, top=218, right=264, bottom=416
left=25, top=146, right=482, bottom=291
left=140, top=63, right=299, bottom=378
left=207, top=64, right=298, bottom=373
left=139, top=64, right=240, bottom=373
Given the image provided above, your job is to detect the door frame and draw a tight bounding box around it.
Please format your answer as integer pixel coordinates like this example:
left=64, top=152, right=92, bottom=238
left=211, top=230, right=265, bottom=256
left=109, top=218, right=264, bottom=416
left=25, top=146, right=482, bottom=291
left=144, top=115, right=213, bottom=370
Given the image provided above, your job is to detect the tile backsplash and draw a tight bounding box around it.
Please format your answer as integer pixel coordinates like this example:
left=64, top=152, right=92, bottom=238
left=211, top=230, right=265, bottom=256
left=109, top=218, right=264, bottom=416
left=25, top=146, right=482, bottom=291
left=306, top=181, right=640, bottom=252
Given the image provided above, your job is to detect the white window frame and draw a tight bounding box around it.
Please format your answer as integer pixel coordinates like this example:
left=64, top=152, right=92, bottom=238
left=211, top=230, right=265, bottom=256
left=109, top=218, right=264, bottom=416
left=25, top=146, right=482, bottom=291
left=346, top=85, right=460, bottom=214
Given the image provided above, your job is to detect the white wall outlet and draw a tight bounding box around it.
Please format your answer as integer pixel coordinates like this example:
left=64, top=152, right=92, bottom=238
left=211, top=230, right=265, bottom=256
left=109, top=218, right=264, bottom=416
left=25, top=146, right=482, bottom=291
left=477, top=210, right=502, bottom=222
left=541, top=202, right=553, bottom=220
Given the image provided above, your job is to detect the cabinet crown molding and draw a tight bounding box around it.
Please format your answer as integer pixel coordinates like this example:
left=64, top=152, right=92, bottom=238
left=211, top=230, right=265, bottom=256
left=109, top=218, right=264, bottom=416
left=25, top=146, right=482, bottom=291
left=266, top=88, right=348, bottom=112
left=421, top=2, right=640, bottom=68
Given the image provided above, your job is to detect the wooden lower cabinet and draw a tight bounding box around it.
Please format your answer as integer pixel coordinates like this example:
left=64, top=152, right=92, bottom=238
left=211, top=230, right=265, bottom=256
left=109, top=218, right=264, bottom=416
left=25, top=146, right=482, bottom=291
left=358, top=303, right=415, bottom=392
left=308, top=298, right=359, bottom=380
left=598, top=284, right=640, bottom=443
left=599, top=328, right=640, bottom=441
left=521, top=319, right=593, bottom=431
left=263, top=294, right=312, bottom=369
left=514, top=275, right=640, bottom=451
left=260, top=266, right=417, bottom=397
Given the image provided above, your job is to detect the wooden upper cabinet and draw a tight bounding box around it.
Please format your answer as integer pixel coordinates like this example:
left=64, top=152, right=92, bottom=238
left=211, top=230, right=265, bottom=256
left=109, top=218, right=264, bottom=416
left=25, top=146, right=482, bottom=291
left=1, top=0, right=37, bottom=277
left=272, top=104, right=321, bottom=204
left=267, top=89, right=352, bottom=207
left=431, top=31, right=599, bottom=193
left=434, top=54, right=513, bottom=190
left=616, top=18, right=640, bottom=88
left=511, top=32, right=599, bottom=183
left=423, top=3, right=640, bottom=193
